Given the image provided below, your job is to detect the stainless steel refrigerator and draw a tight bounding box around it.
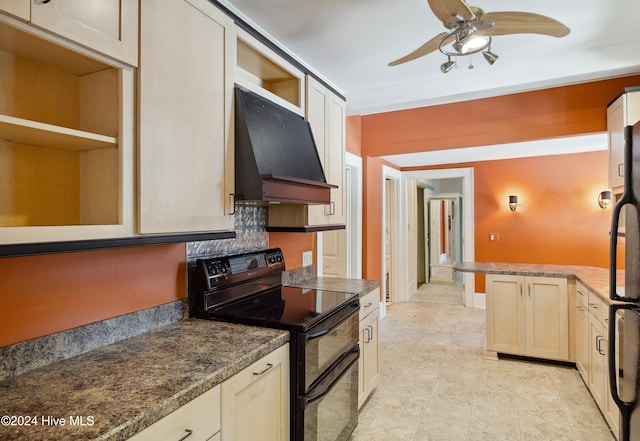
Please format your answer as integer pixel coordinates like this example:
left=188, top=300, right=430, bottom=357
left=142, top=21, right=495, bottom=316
left=609, top=120, right=640, bottom=441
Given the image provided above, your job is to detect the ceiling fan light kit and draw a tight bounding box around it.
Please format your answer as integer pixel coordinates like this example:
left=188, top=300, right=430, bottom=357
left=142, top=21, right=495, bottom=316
left=389, top=0, right=570, bottom=74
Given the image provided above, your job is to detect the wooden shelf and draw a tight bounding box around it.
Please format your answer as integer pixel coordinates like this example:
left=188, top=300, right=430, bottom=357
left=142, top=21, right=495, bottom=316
left=0, top=114, right=117, bottom=151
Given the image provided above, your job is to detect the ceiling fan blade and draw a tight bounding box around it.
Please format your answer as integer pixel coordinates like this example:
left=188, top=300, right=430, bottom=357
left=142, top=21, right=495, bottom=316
left=388, top=32, right=449, bottom=66
left=478, top=12, right=570, bottom=37
left=428, top=0, right=474, bottom=28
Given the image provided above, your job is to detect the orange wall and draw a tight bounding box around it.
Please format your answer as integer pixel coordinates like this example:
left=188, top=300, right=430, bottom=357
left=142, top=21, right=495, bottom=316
left=269, top=232, right=316, bottom=269
left=356, top=76, right=639, bottom=288
left=346, top=115, right=362, bottom=156
left=0, top=244, right=187, bottom=347
left=362, top=75, right=640, bottom=157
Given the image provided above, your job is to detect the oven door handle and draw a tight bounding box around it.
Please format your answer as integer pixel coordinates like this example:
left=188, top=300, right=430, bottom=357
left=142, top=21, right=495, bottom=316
left=305, top=302, right=360, bottom=341
left=304, top=346, right=360, bottom=405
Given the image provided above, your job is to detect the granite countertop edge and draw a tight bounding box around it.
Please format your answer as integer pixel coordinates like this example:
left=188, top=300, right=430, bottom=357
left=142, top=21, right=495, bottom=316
left=0, top=319, right=289, bottom=441
left=286, top=277, right=381, bottom=296
left=454, top=262, right=623, bottom=304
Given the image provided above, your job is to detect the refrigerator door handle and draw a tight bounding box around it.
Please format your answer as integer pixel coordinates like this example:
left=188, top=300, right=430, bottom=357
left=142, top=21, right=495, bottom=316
left=608, top=304, right=638, bottom=441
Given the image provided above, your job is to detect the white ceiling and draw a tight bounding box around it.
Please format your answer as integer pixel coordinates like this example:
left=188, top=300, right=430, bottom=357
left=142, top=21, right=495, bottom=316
left=218, top=0, right=640, bottom=116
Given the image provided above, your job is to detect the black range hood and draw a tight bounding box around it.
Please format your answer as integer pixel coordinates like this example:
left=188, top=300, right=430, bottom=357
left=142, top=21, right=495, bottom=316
left=234, top=86, right=337, bottom=205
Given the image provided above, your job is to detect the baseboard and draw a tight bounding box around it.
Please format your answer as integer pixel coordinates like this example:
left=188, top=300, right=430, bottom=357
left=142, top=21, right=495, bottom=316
left=473, top=292, right=486, bottom=309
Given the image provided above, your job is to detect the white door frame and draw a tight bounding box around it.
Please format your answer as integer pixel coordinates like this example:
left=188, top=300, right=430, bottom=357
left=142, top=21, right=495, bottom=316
left=382, top=165, right=402, bottom=309
left=401, top=168, right=477, bottom=307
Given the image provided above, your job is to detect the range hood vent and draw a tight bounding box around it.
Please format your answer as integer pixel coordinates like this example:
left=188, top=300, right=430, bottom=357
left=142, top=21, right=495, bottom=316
left=234, top=86, right=337, bottom=205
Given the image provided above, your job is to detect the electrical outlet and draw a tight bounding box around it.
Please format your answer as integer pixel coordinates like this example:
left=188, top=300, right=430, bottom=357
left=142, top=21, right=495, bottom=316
left=489, top=233, right=500, bottom=242
left=302, top=251, right=313, bottom=267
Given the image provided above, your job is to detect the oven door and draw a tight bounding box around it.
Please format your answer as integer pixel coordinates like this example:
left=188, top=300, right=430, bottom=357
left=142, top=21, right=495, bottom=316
left=297, top=345, right=359, bottom=441
left=299, top=301, right=360, bottom=393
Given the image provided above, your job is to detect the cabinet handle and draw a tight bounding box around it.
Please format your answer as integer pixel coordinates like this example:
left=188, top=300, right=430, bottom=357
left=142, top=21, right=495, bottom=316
left=178, top=429, right=193, bottom=441
left=327, top=201, right=336, bottom=216
left=364, top=302, right=373, bottom=308
left=590, top=303, right=598, bottom=309
left=596, top=335, right=606, bottom=355
left=368, top=324, right=374, bottom=343
left=519, top=284, right=523, bottom=298
left=253, top=363, right=274, bottom=376
left=618, top=163, right=624, bottom=178
left=364, top=326, right=371, bottom=343
left=41, top=0, right=52, bottom=3
left=528, top=285, right=531, bottom=298
left=228, top=194, right=236, bottom=215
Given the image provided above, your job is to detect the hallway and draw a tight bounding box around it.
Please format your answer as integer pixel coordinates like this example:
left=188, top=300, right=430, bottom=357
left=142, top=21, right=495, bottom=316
left=350, top=288, right=615, bottom=440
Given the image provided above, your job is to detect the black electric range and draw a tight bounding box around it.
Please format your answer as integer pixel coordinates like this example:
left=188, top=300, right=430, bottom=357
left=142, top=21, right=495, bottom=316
left=190, top=248, right=360, bottom=441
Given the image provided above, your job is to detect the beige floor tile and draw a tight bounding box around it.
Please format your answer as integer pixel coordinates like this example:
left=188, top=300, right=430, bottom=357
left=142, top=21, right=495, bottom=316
left=351, top=283, right=615, bottom=441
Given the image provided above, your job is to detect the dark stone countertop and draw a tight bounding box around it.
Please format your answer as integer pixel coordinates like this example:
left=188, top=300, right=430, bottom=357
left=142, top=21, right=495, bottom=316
left=0, top=319, right=289, bottom=441
left=454, top=262, right=625, bottom=304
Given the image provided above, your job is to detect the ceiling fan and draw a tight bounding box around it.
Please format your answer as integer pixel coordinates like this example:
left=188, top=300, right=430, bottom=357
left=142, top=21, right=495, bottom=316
left=388, top=0, right=570, bottom=73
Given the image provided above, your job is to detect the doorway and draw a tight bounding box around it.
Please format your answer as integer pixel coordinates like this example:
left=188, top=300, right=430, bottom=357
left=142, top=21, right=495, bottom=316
left=428, top=194, right=461, bottom=284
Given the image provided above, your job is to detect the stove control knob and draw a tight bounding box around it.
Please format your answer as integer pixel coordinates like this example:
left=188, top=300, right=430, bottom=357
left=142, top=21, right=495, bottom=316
left=276, top=255, right=282, bottom=262
left=268, top=256, right=275, bottom=264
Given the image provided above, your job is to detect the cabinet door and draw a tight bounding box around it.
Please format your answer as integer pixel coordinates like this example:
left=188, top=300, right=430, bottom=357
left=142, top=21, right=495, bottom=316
left=486, top=274, right=526, bottom=355
left=525, top=276, right=569, bottom=361
left=221, top=344, right=289, bottom=441
left=576, top=302, right=589, bottom=381
left=138, top=0, right=235, bottom=234
left=362, top=308, right=380, bottom=406
left=0, top=0, right=29, bottom=20
left=30, top=0, right=138, bottom=66
left=608, top=96, right=625, bottom=189
left=306, top=76, right=346, bottom=225
left=588, top=316, right=607, bottom=407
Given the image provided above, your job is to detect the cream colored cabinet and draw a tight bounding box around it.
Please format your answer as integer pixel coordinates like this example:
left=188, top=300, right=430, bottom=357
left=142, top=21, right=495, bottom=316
left=486, top=274, right=569, bottom=361
left=268, top=76, right=346, bottom=228
left=0, top=0, right=137, bottom=66
left=221, top=344, right=289, bottom=441
left=0, top=15, right=134, bottom=244
left=127, top=385, right=221, bottom=441
left=586, top=291, right=620, bottom=439
left=607, top=89, right=640, bottom=191
left=358, top=287, right=381, bottom=408
left=235, top=27, right=305, bottom=116
left=0, top=0, right=29, bottom=21
left=138, top=0, right=235, bottom=234
left=575, top=282, right=589, bottom=381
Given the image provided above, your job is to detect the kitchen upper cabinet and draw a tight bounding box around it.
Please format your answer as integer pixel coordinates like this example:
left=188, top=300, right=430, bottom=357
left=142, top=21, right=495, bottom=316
left=0, top=15, right=134, bottom=244
left=268, top=76, right=346, bottom=229
left=235, top=27, right=305, bottom=116
left=0, top=0, right=29, bottom=21
left=138, top=0, right=235, bottom=234
left=127, top=385, right=221, bottom=441
left=221, top=344, right=289, bottom=441
left=607, top=88, right=640, bottom=191
left=486, top=274, right=570, bottom=362
left=358, top=287, right=381, bottom=408
left=0, top=0, right=138, bottom=66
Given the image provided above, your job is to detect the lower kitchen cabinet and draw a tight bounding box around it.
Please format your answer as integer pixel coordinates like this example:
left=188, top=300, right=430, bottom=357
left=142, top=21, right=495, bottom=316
left=221, top=344, right=289, bottom=441
left=127, top=385, right=221, bottom=441
left=583, top=289, right=620, bottom=439
left=127, top=344, right=289, bottom=441
left=486, top=274, right=570, bottom=361
left=575, top=282, right=590, bottom=380
left=358, top=287, right=381, bottom=408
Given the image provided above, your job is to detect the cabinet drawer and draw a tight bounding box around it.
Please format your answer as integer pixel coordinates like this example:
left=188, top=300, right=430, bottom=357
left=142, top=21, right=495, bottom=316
left=588, top=291, right=608, bottom=327
left=128, top=385, right=220, bottom=441
left=576, top=282, right=588, bottom=307
left=360, top=288, right=380, bottom=320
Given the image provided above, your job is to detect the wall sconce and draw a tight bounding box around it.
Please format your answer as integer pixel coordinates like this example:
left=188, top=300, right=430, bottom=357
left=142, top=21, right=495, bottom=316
left=598, top=190, right=612, bottom=209
left=509, top=195, right=518, bottom=212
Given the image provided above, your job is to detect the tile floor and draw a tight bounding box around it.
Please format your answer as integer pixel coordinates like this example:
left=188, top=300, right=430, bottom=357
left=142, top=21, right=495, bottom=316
left=349, top=283, right=616, bottom=441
